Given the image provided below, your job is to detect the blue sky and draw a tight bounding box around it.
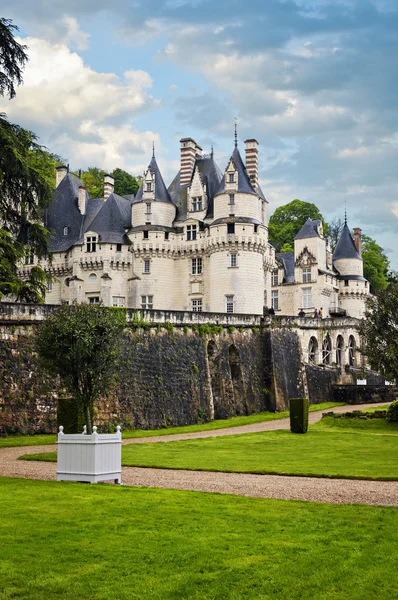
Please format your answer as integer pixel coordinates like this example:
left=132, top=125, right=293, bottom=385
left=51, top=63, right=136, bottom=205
left=1, top=0, right=397, bottom=267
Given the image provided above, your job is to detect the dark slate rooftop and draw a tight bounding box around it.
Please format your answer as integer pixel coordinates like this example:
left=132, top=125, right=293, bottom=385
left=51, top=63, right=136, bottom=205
left=333, top=223, right=362, bottom=261
left=211, top=216, right=262, bottom=226
left=215, top=146, right=257, bottom=197
left=133, top=155, right=173, bottom=204
left=86, top=193, right=131, bottom=245
left=294, top=218, right=320, bottom=240
left=46, top=172, right=87, bottom=253
left=276, top=252, right=295, bottom=283
left=168, top=155, right=223, bottom=222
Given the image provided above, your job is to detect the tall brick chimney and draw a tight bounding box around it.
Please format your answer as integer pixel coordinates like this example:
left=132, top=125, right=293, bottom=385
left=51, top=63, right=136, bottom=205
left=78, top=186, right=86, bottom=215
left=180, top=138, right=197, bottom=186
left=56, top=165, right=68, bottom=187
left=353, top=227, right=362, bottom=255
left=244, top=139, right=259, bottom=193
left=104, top=173, right=114, bottom=200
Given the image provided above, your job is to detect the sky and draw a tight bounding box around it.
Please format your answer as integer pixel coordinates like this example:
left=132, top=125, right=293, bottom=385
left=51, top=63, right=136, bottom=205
left=1, top=0, right=397, bottom=268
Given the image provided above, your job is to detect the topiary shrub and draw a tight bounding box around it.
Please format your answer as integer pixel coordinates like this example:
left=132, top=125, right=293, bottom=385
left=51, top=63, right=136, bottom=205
left=289, top=398, right=309, bottom=434
left=386, top=399, right=398, bottom=422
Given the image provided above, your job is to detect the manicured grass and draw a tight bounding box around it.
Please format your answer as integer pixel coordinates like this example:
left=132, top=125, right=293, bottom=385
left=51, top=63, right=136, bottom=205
left=22, top=422, right=398, bottom=480
left=0, top=478, right=397, bottom=599
left=0, top=401, right=344, bottom=447
left=316, top=415, right=398, bottom=433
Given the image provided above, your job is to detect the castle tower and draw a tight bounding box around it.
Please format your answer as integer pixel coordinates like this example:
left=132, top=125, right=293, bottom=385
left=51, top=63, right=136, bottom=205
left=208, top=136, right=271, bottom=314
left=333, top=221, right=369, bottom=317
left=129, top=152, right=177, bottom=310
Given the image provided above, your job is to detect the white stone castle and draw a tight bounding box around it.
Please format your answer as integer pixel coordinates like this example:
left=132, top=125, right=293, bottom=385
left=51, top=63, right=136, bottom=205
left=21, top=135, right=370, bottom=320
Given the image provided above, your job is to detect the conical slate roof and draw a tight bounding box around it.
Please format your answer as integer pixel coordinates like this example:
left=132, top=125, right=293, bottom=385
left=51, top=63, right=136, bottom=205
left=87, top=193, right=131, bottom=245
left=133, top=155, right=172, bottom=203
left=46, top=172, right=87, bottom=252
left=294, top=218, right=320, bottom=240
left=333, top=223, right=361, bottom=260
left=215, top=146, right=257, bottom=196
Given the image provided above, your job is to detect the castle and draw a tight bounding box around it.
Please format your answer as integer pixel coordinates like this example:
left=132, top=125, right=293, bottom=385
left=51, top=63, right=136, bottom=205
left=19, top=135, right=369, bottom=322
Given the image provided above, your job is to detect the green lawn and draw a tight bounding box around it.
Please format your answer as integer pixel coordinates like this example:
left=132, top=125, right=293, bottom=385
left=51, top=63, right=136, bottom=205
left=0, top=401, right=343, bottom=448
left=0, top=478, right=397, bottom=600
left=21, top=419, right=398, bottom=480
left=316, top=415, right=398, bottom=433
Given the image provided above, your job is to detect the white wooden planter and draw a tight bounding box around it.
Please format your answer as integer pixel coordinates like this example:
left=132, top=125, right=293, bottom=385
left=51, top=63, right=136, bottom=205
left=57, top=425, right=122, bottom=484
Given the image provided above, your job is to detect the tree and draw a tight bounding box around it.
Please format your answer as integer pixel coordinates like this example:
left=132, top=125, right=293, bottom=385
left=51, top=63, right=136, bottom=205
left=268, top=199, right=326, bottom=252
left=80, top=166, right=142, bottom=197
left=359, top=285, right=398, bottom=383
left=35, top=304, right=125, bottom=433
left=327, top=217, right=344, bottom=252
left=362, top=235, right=389, bottom=293
left=81, top=167, right=106, bottom=198
left=0, top=18, right=28, bottom=99
left=111, top=167, right=141, bottom=196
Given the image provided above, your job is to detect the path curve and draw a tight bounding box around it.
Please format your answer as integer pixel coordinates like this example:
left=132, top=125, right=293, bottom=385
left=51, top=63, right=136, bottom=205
left=0, top=403, right=396, bottom=506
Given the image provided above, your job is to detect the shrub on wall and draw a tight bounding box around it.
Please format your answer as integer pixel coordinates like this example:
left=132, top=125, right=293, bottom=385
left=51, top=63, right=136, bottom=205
left=289, top=398, right=309, bottom=433
left=386, top=399, right=398, bottom=422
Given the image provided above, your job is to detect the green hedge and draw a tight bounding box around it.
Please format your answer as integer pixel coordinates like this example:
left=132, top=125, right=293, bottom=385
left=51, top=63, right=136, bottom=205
left=289, top=398, right=309, bottom=434
left=387, top=399, right=398, bottom=422
left=57, top=397, right=93, bottom=434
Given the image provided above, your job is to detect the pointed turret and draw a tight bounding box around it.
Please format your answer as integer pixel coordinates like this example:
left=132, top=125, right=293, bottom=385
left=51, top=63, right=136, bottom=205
left=333, top=223, right=361, bottom=262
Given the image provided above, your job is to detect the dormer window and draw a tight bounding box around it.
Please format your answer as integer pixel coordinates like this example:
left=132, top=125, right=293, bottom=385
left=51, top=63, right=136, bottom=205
left=86, top=236, right=97, bottom=252
left=192, top=197, right=202, bottom=211
left=63, top=226, right=68, bottom=236
left=187, top=225, right=197, bottom=241
left=229, top=173, right=234, bottom=183
left=146, top=183, right=152, bottom=192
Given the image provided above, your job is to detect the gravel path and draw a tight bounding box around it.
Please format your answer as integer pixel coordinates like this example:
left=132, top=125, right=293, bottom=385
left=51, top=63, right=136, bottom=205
left=1, top=403, right=397, bottom=506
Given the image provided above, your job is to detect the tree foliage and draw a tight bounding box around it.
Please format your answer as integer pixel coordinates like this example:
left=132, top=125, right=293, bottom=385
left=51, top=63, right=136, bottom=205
left=327, top=217, right=344, bottom=252
left=361, top=235, right=389, bottom=292
left=268, top=199, right=326, bottom=252
left=35, top=304, right=125, bottom=433
left=359, top=285, right=398, bottom=383
left=0, top=18, right=28, bottom=99
left=80, top=166, right=141, bottom=198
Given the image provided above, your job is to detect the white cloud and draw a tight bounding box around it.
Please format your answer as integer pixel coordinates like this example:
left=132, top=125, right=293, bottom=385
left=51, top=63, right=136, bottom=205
left=60, top=16, right=91, bottom=50
left=0, top=37, right=160, bottom=172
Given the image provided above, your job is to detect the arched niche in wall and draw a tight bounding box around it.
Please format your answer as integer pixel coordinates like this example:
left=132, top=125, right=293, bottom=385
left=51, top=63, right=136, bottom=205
left=308, top=337, right=318, bottom=365
left=336, top=335, right=344, bottom=366
left=348, top=335, right=356, bottom=367
left=322, top=335, right=332, bottom=366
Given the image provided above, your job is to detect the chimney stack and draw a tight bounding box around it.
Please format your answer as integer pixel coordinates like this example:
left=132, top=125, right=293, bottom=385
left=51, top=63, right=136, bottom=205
left=353, top=227, right=362, bottom=255
left=180, top=138, right=197, bottom=186
left=244, top=139, right=259, bottom=193
left=56, top=165, right=68, bottom=187
left=78, top=186, right=86, bottom=215
left=104, top=173, right=114, bottom=200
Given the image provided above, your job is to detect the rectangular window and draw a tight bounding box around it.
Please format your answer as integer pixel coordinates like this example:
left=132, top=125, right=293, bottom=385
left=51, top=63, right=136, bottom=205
left=63, top=226, right=68, bottom=236
left=24, top=251, right=34, bottom=265
left=230, top=253, right=237, bottom=267
left=344, top=280, right=349, bottom=287
left=229, top=194, right=235, bottom=205
left=192, top=197, right=202, bottom=211
left=112, top=296, right=125, bottom=307
left=271, top=291, right=279, bottom=311
left=88, top=296, right=100, bottom=304
left=254, top=225, right=258, bottom=233
left=271, top=269, right=278, bottom=286
left=146, top=183, right=151, bottom=192
left=86, top=236, right=97, bottom=252
left=229, top=173, right=234, bottom=183
left=227, top=223, right=235, bottom=234
left=191, top=257, right=203, bottom=275
left=302, top=288, right=312, bottom=308
left=116, top=243, right=122, bottom=252
left=143, top=230, right=149, bottom=239
left=146, top=203, right=151, bottom=214
left=192, top=299, right=202, bottom=312
left=47, top=280, right=53, bottom=292
left=141, top=295, right=153, bottom=309
left=187, top=225, right=197, bottom=241
left=226, top=295, right=234, bottom=313
left=165, top=232, right=169, bottom=241
left=143, top=259, right=150, bottom=274
left=302, top=267, right=311, bottom=283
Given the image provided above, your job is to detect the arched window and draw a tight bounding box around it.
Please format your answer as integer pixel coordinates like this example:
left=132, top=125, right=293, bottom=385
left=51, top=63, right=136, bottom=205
left=336, top=335, right=344, bottom=366
left=308, top=337, right=318, bottom=364
left=89, top=273, right=97, bottom=282
left=322, top=335, right=332, bottom=365
left=348, top=336, right=356, bottom=367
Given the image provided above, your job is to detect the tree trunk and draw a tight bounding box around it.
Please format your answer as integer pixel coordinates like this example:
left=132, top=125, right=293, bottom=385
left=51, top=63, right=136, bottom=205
left=84, top=403, right=92, bottom=434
